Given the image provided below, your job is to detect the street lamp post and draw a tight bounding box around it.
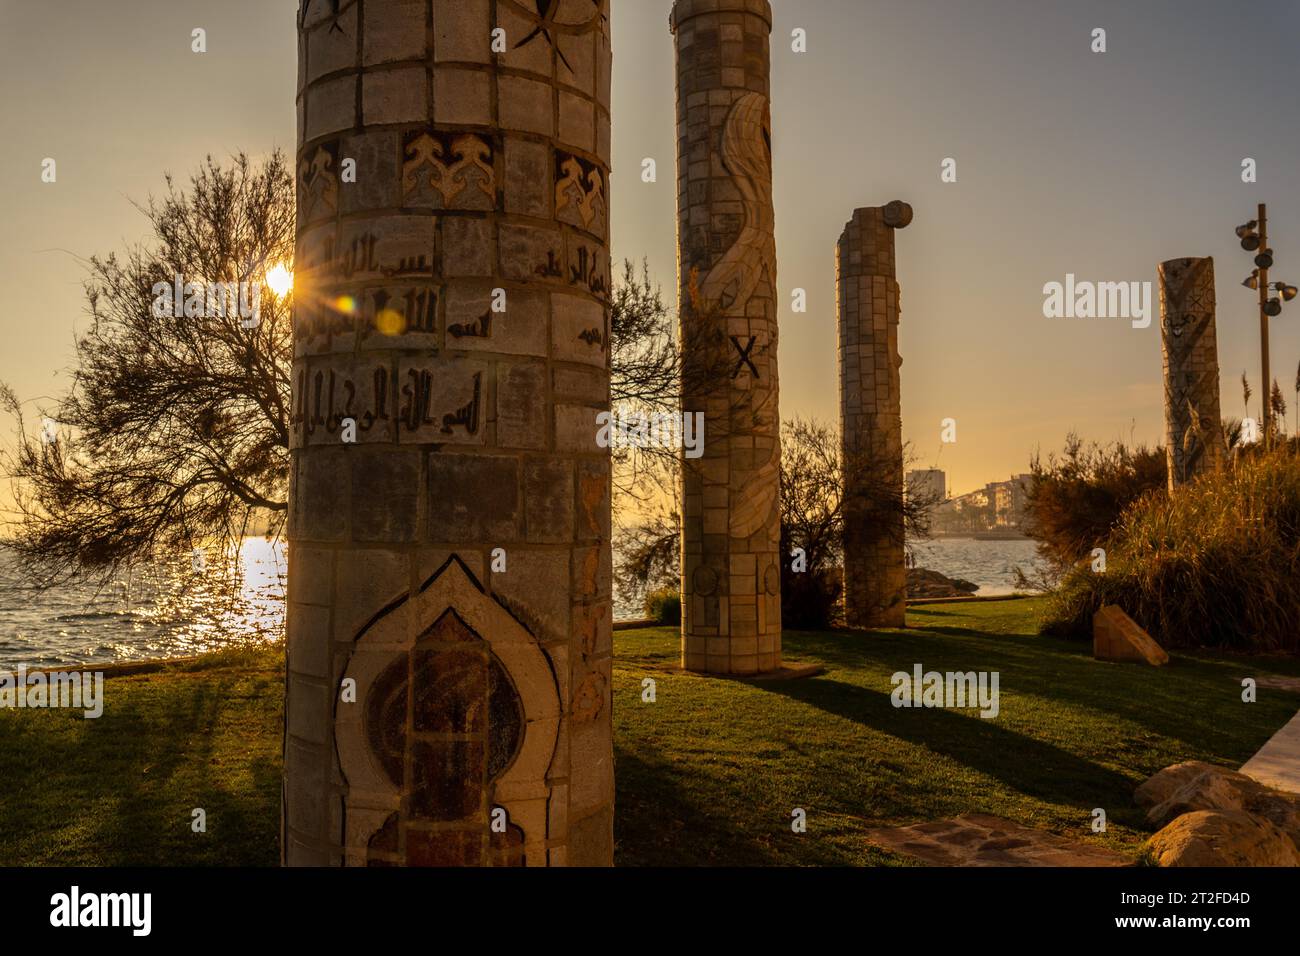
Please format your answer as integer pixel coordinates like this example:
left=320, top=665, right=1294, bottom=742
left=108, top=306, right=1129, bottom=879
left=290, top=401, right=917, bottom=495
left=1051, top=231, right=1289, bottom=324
left=1257, top=204, right=1271, bottom=438
left=1236, top=204, right=1297, bottom=443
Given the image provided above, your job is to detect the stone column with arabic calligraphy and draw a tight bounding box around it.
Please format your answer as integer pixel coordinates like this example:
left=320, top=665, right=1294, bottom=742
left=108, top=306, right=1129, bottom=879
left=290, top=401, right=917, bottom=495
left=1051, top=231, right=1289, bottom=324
left=837, top=204, right=910, bottom=629
left=285, top=0, right=613, bottom=867
left=1158, top=257, right=1225, bottom=490
left=671, top=0, right=782, bottom=675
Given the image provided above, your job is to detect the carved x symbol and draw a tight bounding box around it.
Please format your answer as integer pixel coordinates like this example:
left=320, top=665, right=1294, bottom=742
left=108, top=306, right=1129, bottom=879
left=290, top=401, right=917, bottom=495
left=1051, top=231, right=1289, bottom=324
left=516, top=0, right=575, bottom=71
left=730, top=336, right=758, bottom=378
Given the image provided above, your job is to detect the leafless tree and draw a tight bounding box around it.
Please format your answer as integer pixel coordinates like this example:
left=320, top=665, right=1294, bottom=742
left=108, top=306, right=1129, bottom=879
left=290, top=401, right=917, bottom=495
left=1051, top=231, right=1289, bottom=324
left=1, top=152, right=294, bottom=585
left=1, top=160, right=712, bottom=589
left=614, top=415, right=936, bottom=620
left=608, top=260, right=735, bottom=504
left=784, top=417, right=937, bottom=562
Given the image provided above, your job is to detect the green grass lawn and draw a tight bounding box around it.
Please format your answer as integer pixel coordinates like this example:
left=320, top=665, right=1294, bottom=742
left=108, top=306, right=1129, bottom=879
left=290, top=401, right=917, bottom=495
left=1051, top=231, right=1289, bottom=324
left=0, top=648, right=282, bottom=866
left=2, top=598, right=1296, bottom=866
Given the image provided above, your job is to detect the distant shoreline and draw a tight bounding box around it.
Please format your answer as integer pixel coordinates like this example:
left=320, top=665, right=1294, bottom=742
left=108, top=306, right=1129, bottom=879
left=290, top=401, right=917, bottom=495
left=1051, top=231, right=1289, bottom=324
left=925, top=531, right=1031, bottom=541
left=13, top=593, right=1040, bottom=675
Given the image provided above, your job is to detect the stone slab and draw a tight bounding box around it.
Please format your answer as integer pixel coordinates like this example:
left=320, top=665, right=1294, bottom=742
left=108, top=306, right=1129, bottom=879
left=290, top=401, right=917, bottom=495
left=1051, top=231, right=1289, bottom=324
left=735, top=663, right=824, bottom=682
left=1244, top=674, right=1300, bottom=694
left=674, top=663, right=823, bottom=681
left=1240, top=710, right=1300, bottom=795
left=864, top=814, right=1130, bottom=867
left=612, top=619, right=658, bottom=631
left=1093, top=604, right=1169, bottom=666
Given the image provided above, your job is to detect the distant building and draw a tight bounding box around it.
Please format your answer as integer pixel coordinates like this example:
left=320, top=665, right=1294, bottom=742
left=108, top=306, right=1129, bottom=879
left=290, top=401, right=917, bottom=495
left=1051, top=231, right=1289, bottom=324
left=994, top=483, right=1013, bottom=526
left=906, top=468, right=946, bottom=505
left=1002, top=473, right=1032, bottom=527
left=929, top=473, right=1033, bottom=536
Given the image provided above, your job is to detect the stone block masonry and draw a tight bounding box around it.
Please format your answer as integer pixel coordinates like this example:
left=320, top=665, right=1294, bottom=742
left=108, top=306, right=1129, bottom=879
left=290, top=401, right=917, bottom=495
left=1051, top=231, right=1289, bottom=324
left=1158, top=257, right=1224, bottom=490
left=672, top=0, right=783, bottom=676
left=286, top=0, right=614, bottom=867
left=837, top=203, right=912, bottom=629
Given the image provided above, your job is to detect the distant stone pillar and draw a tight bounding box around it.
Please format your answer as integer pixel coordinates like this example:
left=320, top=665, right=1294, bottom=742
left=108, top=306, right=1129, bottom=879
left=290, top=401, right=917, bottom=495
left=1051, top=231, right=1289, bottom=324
left=1158, top=257, right=1225, bottom=489
left=837, top=203, right=911, bottom=629
left=672, top=0, right=782, bottom=675
left=285, top=0, right=614, bottom=867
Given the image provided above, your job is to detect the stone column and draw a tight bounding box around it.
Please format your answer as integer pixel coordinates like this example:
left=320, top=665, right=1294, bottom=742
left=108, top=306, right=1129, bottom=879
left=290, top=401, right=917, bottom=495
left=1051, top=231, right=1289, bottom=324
left=1159, top=257, right=1225, bottom=489
left=837, top=203, right=911, bottom=629
left=672, top=0, right=782, bottom=676
left=286, top=0, right=614, bottom=867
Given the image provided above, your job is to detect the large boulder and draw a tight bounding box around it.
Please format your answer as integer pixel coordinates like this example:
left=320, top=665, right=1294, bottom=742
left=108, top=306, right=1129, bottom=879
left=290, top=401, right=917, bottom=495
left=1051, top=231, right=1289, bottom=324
left=1145, top=810, right=1300, bottom=866
left=1136, top=761, right=1300, bottom=844
left=1134, top=760, right=1222, bottom=810
left=907, top=567, right=979, bottom=599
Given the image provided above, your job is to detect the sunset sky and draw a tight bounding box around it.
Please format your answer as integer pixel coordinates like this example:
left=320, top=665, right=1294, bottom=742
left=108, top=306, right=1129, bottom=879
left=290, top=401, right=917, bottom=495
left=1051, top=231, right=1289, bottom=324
left=3, top=0, right=1299, bottom=497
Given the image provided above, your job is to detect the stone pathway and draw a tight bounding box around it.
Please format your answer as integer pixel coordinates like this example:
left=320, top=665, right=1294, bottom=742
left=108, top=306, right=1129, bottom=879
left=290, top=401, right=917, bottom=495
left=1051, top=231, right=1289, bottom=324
left=864, top=813, right=1129, bottom=866
left=1240, top=710, right=1300, bottom=794
left=1233, top=672, right=1300, bottom=794
left=1248, top=674, right=1300, bottom=693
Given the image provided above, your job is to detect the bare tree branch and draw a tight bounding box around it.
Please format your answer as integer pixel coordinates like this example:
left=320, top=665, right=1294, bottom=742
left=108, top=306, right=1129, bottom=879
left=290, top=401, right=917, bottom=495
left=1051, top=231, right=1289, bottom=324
left=0, top=153, right=294, bottom=586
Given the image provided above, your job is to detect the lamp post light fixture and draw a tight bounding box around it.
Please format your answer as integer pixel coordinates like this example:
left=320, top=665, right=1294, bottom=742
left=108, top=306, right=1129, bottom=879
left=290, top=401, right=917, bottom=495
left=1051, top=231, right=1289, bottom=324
left=1237, top=221, right=1261, bottom=250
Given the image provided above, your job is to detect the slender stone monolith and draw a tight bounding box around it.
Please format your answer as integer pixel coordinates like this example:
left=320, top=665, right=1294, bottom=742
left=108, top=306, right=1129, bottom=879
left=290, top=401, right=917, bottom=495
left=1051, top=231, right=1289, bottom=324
left=286, top=0, right=614, bottom=867
left=1158, top=257, right=1224, bottom=489
left=672, top=0, right=782, bottom=675
left=837, top=203, right=911, bottom=629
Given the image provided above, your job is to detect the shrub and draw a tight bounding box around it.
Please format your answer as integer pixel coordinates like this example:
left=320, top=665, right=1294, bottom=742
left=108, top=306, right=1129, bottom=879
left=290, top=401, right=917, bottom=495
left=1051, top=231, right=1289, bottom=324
left=1041, top=448, right=1300, bottom=653
left=1023, top=433, right=1167, bottom=579
left=644, top=586, right=681, bottom=625
left=782, top=565, right=843, bottom=630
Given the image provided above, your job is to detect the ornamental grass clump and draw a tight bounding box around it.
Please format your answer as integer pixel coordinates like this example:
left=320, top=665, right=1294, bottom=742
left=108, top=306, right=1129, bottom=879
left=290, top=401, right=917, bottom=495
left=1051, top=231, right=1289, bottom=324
left=1042, top=447, right=1300, bottom=653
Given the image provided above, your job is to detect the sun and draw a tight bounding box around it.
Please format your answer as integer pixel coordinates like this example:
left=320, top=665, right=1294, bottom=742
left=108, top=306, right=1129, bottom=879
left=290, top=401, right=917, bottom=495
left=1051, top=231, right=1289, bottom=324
left=265, top=263, right=294, bottom=298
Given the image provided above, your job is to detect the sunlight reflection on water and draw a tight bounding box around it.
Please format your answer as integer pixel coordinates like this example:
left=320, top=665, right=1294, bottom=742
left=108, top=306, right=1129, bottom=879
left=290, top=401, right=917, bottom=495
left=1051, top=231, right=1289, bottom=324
left=0, top=537, right=286, bottom=668
left=908, top=537, right=1047, bottom=595
left=0, top=536, right=1049, bottom=666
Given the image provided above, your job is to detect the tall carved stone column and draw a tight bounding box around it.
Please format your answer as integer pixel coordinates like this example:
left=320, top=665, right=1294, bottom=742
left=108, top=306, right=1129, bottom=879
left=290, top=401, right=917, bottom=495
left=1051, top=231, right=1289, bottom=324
left=1159, top=257, right=1224, bottom=489
left=837, top=203, right=911, bottom=629
left=286, top=0, right=614, bottom=867
left=672, top=0, right=782, bottom=676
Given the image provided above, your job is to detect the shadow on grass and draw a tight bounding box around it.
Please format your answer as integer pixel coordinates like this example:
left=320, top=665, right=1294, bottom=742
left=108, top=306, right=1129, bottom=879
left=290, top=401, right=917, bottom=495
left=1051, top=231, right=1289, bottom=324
left=1, top=667, right=281, bottom=866
left=789, top=619, right=1297, bottom=765
left=760, top=676, right=1139, bottom=814
left=614, top=743, right=787, bottom=867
